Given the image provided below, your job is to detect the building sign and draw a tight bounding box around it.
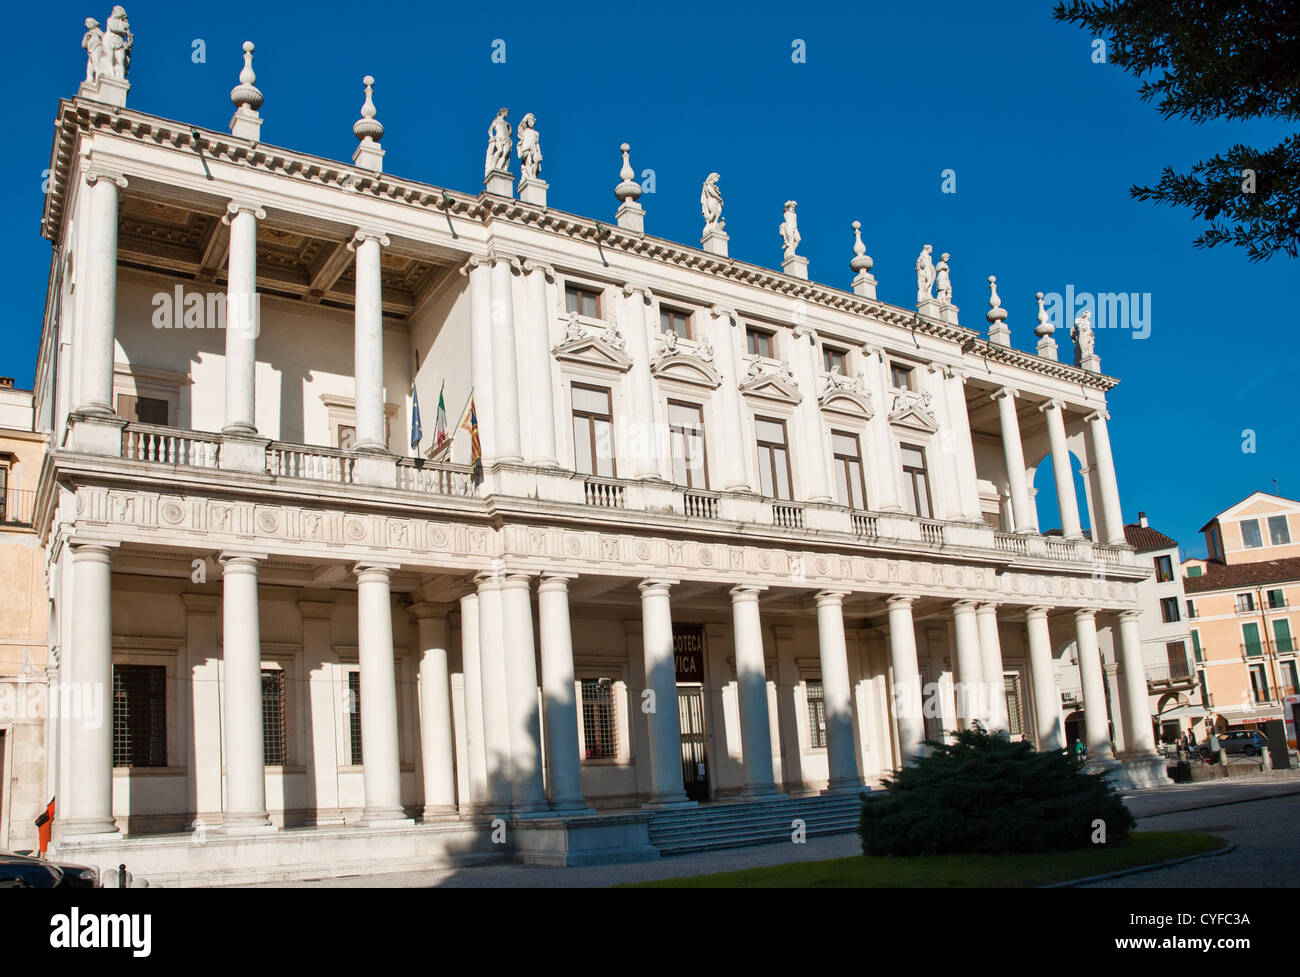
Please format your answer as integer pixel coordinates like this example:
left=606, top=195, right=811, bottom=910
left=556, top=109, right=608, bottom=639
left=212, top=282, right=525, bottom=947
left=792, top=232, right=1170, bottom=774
left=673, top=624, right=705, bottom=684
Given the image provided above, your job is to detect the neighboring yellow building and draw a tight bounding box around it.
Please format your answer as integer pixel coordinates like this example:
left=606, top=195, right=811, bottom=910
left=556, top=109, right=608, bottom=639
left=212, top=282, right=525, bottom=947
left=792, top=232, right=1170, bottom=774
left=1184, top=492, right=1300, bottom=739
left=0, top=378, right=49, bottom=851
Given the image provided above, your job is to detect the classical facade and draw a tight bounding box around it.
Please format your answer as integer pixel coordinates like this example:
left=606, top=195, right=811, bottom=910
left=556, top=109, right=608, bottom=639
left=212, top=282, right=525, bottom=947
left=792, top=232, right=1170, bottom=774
left=1185, top=493, right=1300, bottom=737
left=33, top=18, right=1164, bottom=881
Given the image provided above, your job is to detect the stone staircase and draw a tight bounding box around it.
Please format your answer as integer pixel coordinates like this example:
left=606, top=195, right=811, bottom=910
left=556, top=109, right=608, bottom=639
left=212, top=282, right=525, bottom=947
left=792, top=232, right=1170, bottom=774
left=647, top=791, right=865, bottom=856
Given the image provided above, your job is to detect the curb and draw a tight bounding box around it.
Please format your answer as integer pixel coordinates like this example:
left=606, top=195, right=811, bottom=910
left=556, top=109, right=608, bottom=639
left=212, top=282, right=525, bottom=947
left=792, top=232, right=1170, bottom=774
left=1132, top=785, right=1300, bottom=820
left=1042, top=840, right=1236, bottom=888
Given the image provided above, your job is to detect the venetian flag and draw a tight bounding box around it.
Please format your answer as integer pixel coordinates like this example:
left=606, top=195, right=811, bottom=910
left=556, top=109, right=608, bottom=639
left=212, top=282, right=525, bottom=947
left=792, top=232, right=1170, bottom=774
left=434, top=381, right=449, bottom=453
left=460, top=394, right=483, bottom=484
left=410, top=384, right=423, bottom=450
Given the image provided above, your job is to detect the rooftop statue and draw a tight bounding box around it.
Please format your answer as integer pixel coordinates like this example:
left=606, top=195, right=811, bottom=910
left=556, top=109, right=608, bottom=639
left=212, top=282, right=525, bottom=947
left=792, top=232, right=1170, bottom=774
left=517, top=112, right=542, bottom=180
left=915, top=244, right=935, bottom=304
left=485, top=108, right=512, bottom=177
left=82, top=6, right=132, bottom=83
left=779, top=201, right=801, bottom=260
left=81, top=18, right=104, bottom=84
left=934, top=252, right=952, bottom=306
left=1072, top=310, right=1095, bottom=363
left=701, top=173, right=724, bottom=234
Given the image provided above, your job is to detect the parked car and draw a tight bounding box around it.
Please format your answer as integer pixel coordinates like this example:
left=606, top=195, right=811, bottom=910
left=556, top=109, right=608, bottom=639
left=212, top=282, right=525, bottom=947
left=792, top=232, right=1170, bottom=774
left=1197, top=729, right=1268, bottom=761
left=0, top=850, right=100, bottom=888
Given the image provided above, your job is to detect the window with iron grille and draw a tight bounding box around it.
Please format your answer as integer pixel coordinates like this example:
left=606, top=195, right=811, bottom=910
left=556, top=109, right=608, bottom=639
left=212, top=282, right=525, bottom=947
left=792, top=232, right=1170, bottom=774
left=112, top=664, right=167, bottom=767
left=580, top=678, right=617, bottom=760
left=1004, top=673, right=1025, bottom=739
left=805, top=679, right=827, bottom=749
left=347, top=670, right=363, bottom=765
left=262, top=669, right=286, bottom=766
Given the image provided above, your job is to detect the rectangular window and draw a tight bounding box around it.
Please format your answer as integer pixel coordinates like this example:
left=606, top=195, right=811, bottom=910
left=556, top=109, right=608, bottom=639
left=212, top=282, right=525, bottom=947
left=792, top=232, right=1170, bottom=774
left=1165, top=641, right=1190, bottom=681
left=1191, top=629, right=1202, bottom=662
left=564, top=284, right=601, bottom=319
left=1242, top=622, right=1263, bottom=657
left=1186, top=565, right=1203, bottom=578
left=900, top=443, right=932, bottom=519
left=830, top=430, right=866, bottom=510
left=112, top=664, right=167, bottom=768
left=1004, top=673, right=1025, bottom=739
left=754, top=416, right=792, bottom=500
left=1274, top=618, right=1294, bottom=655
left=660, top=307, right=691, bottom=340
left=347, top=670, right=363, bottom=765
left=1268, top=514, right=1291, bottom=545
left=116, top=393, right=169, bottom=426
left=1236, top=592, right=1256, bottom=613
left=1250, top=663, right=1271, bottom=704
left=746, top=327, right=774, bottom=358
left=1198, top=669, right=1210, bottom=707
left=890, top=363, right=914, bottom=391
left=668, top=400, right=708, bottom=488
left=1153, top=555, right=1173, bottom=583
left=805, top=680, right=827, bottom=749
left=571, top=383, right=615, bottom=477
left=1268, top=588, right=1286, bottom=609
left=1240, top=519, right=1263, bottom=548
left=822, top=346, right=848, bottom=376
left=1186, top=599, right=1197, bottom=619
left=262, top=669, right=286, bottom=766
left=580, top=679, right=617, bottom=760
left=1281, top=659, right=1299, bottom=697
left=1159, top=596, right=1181, bottom=623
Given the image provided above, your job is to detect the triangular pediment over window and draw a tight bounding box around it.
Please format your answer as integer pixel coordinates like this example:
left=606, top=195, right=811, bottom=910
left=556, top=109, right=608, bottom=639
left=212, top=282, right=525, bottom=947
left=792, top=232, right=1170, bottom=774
left=888, top=391, right=938, bottom=432
left=739, top=366, right=801, bottom=406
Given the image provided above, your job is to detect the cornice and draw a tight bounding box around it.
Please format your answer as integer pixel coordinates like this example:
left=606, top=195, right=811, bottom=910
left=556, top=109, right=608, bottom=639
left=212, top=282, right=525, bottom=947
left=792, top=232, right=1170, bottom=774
left=44, top=98, right=1119, bottom=394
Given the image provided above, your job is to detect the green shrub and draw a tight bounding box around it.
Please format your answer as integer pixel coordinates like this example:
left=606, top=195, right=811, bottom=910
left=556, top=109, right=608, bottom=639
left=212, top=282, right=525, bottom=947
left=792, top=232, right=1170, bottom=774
left=859, top=725, right=1135, bottom=856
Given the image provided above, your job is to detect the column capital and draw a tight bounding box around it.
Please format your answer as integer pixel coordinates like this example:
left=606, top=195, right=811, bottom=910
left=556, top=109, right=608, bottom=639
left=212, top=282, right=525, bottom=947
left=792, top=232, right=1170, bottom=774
left=1025, top=605, right=1052, bottom=621
left=473, top=569, right=505, bottom=589
left=638, top=577, right=677, bottom=597
left=353, top=560, right=399, bottom=580
left=622, top=281, right=655, bottom=301
left=976, top=601, right=1000, bottom=614
left=458, top=253, right=494, bottom=276
left=1084, top=408, right=1110, bottom=424
left=84, top=168, right=128, bottom=190
left=181, top=593, right=221, bottom=614
left=860, top=343, right=885, bottom=361
left=730, top=584, right=767, bottom=601
left=219, top=550, right=267, bottom=570
left=500, top=571, right=536, bottom=591
left=813, top=589, right=848, bottom=606
left=1037, top=397, right=1065, bottom=415
left=1118, top=608, right=1142, bottom=623
left=886, top=595, right=914, bottom=611
left=484, top=248, right=523, bottom=272
left=520, top=258, right=556, bottom=279
left=538, top=571, right=578, bottom=593
left=708, top=304, right=736, bottom=322
left=409, top=600, right=455, bottom=621
left=951, top=599, right=980, bottom=613
left=224, top=199, right=267, bottom=223
left=991, top=385, right=1018, bottom=402
left=349, top=227, right=391, bottom=250
left=297, top=599, right=334, bottom=620
left=1073, top=607, right=1097, bottom=623
left=68, top=537, right=119, bottom=557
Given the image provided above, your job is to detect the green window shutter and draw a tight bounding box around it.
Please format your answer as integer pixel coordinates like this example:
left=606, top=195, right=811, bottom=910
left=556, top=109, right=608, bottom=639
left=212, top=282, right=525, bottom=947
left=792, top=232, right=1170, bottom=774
left=1243, top=622, right=1262, bottom=657
left=1192, top=630, right=1202, bottom=662
left=1187, top=566, right=1202, bottom=577
left=1275, top=619, right=1294, bottom=655
left=1268, top=588, right=1285, bottom=608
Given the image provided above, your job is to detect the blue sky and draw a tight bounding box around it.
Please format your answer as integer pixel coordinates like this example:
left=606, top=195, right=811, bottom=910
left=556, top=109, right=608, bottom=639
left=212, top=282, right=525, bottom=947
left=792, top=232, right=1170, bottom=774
left=10, top=1, right=1296, bottom=557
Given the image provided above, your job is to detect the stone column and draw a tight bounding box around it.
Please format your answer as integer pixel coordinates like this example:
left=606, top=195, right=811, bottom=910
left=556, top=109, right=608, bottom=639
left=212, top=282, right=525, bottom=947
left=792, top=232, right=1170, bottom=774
left=350, top=229, right=391, bottom=453
left=457, top=590, right=490, bottom=809
left=924, top=365, right=962, bottom=519
left=537, top=574, right=590, bottom=813
left=489, top=255, right=523, bottom=463
left=354, top=562, right=411, bottom=823
left=475, top=573, right=513, bottom=808
left=220, top=552, right=273, bottom=831
left=60, top=541, right=119, bottom=838
left=1074, top=609, right=1114, bottom=759
left=623, top=284, right=664, bottom=480
left=793, top=329, right=833, bottom=502
left=709, top=307, right=750, bottom=492
left=520, top=262, right=559, bottom=467
left=1116, top=610, right=1156, bottom=754
left=977, top=603, right=1009, bottom=733
left=463, top=257, right=497, bottom=461
left=500, top=573, right=546, bottom=812
left=731, top=586, right=780, bottom=797
left=411, top=603, right=457, bottom=818
left=814, top=591, right=862, bottom=791
left=951, top=600, right=986, bottom=730
left=993, top=387, right=1036, bottom=533
left=1025, top=606, right=1065, bottom=751
left=1086, top=410, right=1126, bottom=545
left=863, top=347, right=905, bottom=511
left=221, top=201, right=266, bottom=438
left=887, top=597, right=926, bottom=762
left=945, top=370, right=982, bottom=521
left=76, top=171, right=127, bottom=419
left=639, top=579, right=690, bottom=806
left=1041, top=400, right=1083, bottom=539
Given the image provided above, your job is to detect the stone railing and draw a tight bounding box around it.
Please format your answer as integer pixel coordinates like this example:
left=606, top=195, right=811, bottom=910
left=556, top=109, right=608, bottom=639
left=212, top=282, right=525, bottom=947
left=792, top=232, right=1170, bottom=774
left=267, top=443, right=355, bottom=484
left=396, top=458, right=476, bottom=497
left=851, top=513, right=879, bottom=538
left=1092, top=544, right=1125, bottom=567
left=1043, top=537, right=1080, bottom=561
left=683, top=489, right=720, bottom=519
left=122, top=423, right=220, bottom=468
left=917, top=519, right=944, bottom=546
left=772, top=503, right=806, bottom=530
left=994, top=532, right=1028, bottom=555
left=583, top=476, right=626, bottom=509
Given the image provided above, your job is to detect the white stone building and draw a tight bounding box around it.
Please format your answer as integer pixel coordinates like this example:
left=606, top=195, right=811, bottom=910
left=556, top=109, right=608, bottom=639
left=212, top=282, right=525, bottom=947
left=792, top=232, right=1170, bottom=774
left=33, top=23, right=1163, bottom=882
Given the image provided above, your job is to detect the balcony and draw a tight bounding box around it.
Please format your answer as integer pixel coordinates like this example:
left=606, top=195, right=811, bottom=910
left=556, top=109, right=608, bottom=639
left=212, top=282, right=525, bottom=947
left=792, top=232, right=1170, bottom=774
left=0, top=486, right=36, bottom=528
left=71, top=422, right=1143, bottom=575
left=1146, top=659, right=1194, bottom=687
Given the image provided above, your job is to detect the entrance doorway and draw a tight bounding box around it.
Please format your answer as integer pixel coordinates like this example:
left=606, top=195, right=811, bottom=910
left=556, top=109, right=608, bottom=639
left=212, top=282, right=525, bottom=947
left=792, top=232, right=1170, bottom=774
left=677, top=687, right=709, bottom=802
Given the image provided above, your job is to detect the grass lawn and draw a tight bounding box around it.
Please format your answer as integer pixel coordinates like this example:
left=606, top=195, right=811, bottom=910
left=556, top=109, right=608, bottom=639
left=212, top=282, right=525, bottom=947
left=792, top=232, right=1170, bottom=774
left=627, top=832, right=1225, bottom=888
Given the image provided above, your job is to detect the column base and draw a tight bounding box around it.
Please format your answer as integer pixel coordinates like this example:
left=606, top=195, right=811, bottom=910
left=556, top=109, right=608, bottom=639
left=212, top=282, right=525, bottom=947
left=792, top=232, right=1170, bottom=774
left=546, top=802, right=597, bottom=817
left=821, top=777, right=866, bottom=795
left=221, top=819, right=279, bottom=836
left=421, top=805, right=460, bottom=822
left=641, top=796, right=697, bottom=811
left=55, top=818, right=122, bottom=841
left=361, top=808, right=416, bottom=827
left=741, top=785, right=785, bottom=802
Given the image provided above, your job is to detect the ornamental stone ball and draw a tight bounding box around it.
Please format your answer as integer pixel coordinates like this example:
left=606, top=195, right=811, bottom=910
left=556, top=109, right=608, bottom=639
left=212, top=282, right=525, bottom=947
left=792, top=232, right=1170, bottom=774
left=615, top=143, right=642, bottom=202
